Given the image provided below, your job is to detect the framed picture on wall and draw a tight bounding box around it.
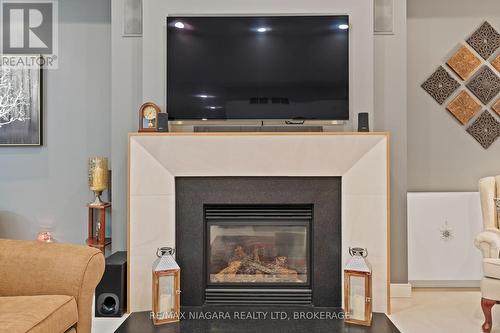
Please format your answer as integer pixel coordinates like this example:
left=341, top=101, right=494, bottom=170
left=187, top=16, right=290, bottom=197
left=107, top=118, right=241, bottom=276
left=0, top=63, right=43, bottom=146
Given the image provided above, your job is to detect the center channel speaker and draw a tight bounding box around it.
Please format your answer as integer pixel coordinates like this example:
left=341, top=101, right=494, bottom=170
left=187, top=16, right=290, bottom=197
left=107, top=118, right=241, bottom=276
left=95, top=251, right=127, bottom=317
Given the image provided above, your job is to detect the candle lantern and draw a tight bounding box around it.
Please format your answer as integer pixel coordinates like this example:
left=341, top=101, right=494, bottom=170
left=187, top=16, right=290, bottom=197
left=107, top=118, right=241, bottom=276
left=152, top=247, right=181, bottom=325
left=344, top=247, right=372, bottom=326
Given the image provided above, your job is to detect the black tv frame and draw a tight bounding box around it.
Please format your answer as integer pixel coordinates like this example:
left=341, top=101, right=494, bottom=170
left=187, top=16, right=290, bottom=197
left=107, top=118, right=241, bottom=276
left=166, top=14, right=350, bottom=123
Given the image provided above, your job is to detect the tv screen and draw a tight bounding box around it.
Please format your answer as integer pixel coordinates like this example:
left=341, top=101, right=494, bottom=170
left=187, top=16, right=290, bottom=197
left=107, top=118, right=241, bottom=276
left=167, top=15, right=349, bottom=121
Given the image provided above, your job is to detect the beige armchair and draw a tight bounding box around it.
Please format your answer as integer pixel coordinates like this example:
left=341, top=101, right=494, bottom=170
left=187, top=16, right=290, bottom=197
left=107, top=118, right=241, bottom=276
left=0, top=239, right=105, bottom=333
left=475, top=176, right=500, bottom=333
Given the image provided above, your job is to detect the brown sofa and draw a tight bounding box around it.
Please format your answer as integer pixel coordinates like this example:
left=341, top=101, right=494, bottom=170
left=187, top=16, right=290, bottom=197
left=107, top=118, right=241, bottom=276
left=0, top=239, right=105, bottom=333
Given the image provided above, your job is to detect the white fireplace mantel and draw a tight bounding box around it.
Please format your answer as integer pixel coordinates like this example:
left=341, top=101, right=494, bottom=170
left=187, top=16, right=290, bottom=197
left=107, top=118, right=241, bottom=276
left=128, top=132, right=390, bottom=313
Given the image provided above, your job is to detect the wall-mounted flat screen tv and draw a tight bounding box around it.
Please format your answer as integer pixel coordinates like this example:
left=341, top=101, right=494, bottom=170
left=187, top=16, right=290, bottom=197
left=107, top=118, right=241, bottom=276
left=167, top=15, right=349, bottom=121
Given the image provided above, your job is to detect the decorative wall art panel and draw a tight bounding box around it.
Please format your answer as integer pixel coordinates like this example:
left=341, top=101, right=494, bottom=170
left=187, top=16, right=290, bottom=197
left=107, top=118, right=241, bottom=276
left=466, top=21, right=500, bottom=60
left=447, top=46, right=481, bottom=80
left=493, top=54, right=500, bottom=73
left=407, top=192, right=483, bottom=285
left=0, top=66, right=42, bottom=146
left=493, top=98, right=500, bottom=116
left=466, top=66, right=500, bottom=105
left=421, top=66, right=460, bottom=105
left=466, top=111, right=500, bottom=149
left=422, top=21, right=500, bottom=149
left=446, top=90, right=481, bottom=125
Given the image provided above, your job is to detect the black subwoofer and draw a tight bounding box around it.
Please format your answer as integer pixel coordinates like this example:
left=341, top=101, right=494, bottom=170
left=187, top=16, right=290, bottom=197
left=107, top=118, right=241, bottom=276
left=95, top=251, right=127, bottom=317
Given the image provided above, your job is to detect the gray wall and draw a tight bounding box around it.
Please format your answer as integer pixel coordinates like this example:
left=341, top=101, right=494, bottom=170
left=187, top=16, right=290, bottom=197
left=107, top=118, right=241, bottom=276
left=110, top=0, right=142, bottom=251
left=0, top=0, right=111, bottom=243
left=374, top=0, right=408, bottom=283
left=408, top=0, right=500, bottom=192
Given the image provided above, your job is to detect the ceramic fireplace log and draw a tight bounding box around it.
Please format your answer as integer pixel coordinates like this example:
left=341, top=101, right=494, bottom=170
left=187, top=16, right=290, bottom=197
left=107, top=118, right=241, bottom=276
left=213, top=249, right=299, bottom=283
left=215, top=260, right=243, bottom=277
left=241, top=257, right=297, bottom=276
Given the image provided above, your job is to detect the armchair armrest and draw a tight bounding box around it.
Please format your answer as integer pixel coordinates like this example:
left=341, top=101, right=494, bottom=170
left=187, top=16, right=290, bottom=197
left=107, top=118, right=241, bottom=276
left=475, top=230, right=500, bottom=258
left=0, top=239, right=105, bottom=333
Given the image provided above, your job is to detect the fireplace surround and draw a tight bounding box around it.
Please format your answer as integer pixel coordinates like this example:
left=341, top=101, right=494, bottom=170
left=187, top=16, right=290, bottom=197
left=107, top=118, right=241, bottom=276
left=175, top=177, right=341, bottom=308
left=128, top=132, right=390, bottom=314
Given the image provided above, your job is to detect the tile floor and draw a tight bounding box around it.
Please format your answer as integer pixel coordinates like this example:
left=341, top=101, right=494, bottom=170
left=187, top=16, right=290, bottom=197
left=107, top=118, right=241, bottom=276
left=93, top=315, right=129, bottom=333
left=389, top=289, right=500, bottom=333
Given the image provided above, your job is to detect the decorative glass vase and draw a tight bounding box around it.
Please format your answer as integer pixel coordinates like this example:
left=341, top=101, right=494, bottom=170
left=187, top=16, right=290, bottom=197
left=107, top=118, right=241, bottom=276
left=88, top=157, right=108, bottom=206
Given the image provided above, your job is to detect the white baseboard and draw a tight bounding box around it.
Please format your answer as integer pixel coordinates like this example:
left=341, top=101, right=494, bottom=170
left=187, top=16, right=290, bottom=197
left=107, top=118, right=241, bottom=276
left=409, top=280, right=480, bottom=288
left=391, top=283, right=412, bottom=298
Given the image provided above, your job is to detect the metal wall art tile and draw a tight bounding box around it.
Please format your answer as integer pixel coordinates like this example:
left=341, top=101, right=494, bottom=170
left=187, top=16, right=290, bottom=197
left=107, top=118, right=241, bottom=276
left=493, top=54, right=500, bottom=73
left=447, top=46, right=481, bottom=80
left=493, top=98, right=500, bottom=116
left=446, top=90, right=481, bottom=124
left=421, top=66, right=460, bottom=105
left=466, top=66, right=500, bottom=105
left=466, top=22, right=500, bottom=60
left=466, top=111, right=500, bottom=149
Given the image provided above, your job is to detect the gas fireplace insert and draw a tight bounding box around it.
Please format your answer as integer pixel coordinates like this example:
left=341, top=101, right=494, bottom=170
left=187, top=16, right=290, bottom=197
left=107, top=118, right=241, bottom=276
left=175, top=177, right=341, bottom=308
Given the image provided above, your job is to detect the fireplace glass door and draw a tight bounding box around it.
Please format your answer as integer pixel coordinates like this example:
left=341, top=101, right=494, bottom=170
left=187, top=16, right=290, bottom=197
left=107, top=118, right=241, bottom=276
left=206, top=205, right=311, bottom=286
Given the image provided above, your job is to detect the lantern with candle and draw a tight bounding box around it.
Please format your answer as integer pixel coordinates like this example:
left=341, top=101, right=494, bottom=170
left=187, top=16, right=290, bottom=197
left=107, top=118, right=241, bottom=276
left=152, top=247, right=181, bottom=325
left=344, top=247, right=372, bottom=326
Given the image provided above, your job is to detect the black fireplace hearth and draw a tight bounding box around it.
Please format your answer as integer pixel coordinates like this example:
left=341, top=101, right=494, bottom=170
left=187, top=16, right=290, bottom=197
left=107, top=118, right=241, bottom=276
left=176, top=177, right=341, bottom=309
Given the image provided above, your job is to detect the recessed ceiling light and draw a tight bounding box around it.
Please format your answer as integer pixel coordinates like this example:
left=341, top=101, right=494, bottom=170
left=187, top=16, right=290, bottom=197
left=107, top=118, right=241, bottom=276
left=201, top=118, right=208, bottom=121
left=174, top=21, right=185, bottom=29
left=257, top=27, right=270, bottom=33
left=338, top=24, right=349, bottom=30
left=199, top=94, right=208, bottom=98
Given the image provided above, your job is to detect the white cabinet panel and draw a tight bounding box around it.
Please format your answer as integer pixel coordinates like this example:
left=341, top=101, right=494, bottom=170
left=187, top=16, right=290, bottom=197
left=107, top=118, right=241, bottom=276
left=408, top=192, right=483, bottom=286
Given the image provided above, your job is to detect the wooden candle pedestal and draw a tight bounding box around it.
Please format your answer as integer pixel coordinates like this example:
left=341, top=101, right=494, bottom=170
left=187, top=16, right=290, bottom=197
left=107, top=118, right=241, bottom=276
left=86, top=202, right=111, bottom=255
